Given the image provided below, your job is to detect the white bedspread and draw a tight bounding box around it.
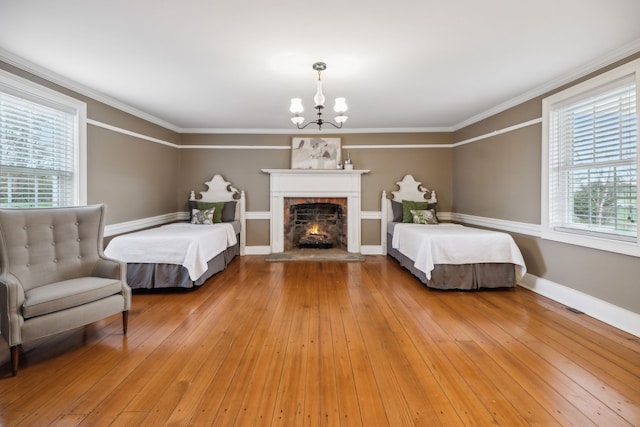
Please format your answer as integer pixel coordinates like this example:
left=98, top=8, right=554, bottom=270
left=105, top=223, right=237, bottom=281
left=392, top=223, right=526, bottom=280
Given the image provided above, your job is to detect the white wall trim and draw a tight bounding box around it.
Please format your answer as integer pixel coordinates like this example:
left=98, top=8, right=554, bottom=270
left=247, top=211, right=270, bottom=220
left=450, top=213, right=541, bottom=237
left=452, top=118, right=542, bottom=147
left=361, top=245, right=383, bottom=255
left=344, top=144, right=451, bottom=149
left=88, top=119, right=180, bottom=148
left=519, top=273, right=640, bottom=338
left=181, top=145, right=290, bottom=150
left=244, top=245, right=271, bottom=255
left=88, top=118, right=455, bottom=151
left=104, top=212, right=182, bottom=237
left=361, top=210, right=381, bottom=220
left=88, top=115, right=543, bottom=152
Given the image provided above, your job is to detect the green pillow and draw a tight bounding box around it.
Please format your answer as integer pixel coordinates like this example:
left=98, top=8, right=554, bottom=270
left=197, top=202, right=224, bottom=223
left=402, top=200, right=430, bottom=223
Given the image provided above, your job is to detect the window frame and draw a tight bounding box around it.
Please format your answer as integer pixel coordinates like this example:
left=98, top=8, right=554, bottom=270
left=541, top=58, right=640, bottom=257
left=0, top=69, right=87, bottom=207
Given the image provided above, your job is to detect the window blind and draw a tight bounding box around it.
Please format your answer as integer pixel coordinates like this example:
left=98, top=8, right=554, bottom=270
left=0, top=89, right=77, bottom=208
left=548, top=75, right=637, bottom=241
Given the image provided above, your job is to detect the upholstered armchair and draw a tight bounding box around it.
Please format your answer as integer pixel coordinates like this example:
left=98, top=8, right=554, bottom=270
left=0, top=204, right=131, bottom=376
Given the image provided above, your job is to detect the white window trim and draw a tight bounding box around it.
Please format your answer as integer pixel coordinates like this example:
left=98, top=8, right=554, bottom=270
left=541, top=58, right=640, bottom=257
left=0, top=69, right=87, bottom=206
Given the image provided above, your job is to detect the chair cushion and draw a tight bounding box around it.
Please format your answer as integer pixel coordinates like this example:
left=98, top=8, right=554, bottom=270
left=23, top=277, right=123, bottom=319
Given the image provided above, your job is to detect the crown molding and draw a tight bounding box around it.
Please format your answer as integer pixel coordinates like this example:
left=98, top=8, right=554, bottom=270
left=452, top=38, right=640, bottom=131
left=178, top=126, right=452, bottom=134
left=0, top=48, right=181, bottom=133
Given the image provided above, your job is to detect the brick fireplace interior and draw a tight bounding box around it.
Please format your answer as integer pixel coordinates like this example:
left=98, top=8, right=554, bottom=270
left=283, top=198, right=348, bottom=251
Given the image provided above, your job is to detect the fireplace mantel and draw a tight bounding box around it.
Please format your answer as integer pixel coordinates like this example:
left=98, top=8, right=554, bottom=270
left=262, top=169, right=370, bottom=253
left=261, top=169, right=370, bottom=175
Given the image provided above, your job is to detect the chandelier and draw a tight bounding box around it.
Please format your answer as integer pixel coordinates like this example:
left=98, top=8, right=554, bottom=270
left=289, top=62, right=348, bottom=130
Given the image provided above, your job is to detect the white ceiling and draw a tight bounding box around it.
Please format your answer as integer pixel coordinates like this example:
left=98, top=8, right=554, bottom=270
left=1, top=0, right=639, bottom=133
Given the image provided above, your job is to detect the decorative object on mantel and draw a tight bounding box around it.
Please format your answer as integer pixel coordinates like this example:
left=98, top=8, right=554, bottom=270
left=291, top=137, right=341, bottom=169
left=289, top=62, right=348, bottom=130
left=344, top=151, right=353, bottom=170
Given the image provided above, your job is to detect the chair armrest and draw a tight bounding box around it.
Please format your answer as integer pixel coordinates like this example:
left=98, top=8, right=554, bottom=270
left=0, top=273, right=26, bottom=347
left=93, top=257, right=127, bottom=283
left=93, top=258, right=131, bottom=310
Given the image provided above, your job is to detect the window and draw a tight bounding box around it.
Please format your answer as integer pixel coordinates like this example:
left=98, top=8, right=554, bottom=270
left=0, top=70, right=86, bottom=208
left=542, top=59, right=639, bottom=256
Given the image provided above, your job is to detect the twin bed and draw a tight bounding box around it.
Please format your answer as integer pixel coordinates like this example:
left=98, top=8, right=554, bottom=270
left=382, top=175, right=526, bottom=290
left=105, top=175, right=245, bottom=289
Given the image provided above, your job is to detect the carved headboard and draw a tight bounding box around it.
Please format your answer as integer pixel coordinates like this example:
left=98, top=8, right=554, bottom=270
left=189, top=174, right=246, bottom=255
left=380, top=174, right=437, bottom=255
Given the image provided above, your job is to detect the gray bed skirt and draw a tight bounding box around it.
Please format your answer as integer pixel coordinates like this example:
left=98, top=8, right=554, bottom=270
left=126, top=237, right=240, bottom=289
left=387, top=236, right=516, bottom=290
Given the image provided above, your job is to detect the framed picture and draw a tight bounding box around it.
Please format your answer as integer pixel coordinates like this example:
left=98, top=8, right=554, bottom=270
left=291, top=137, right=341, bottom=169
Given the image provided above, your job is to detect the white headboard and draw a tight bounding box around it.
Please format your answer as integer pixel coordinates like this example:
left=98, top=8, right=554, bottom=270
left=189, top=174, right=246, bottom=255
left=380, top=175, right=437, bottom=255
left=382, top=175, right=437, bottom=220
left=390, top=174, right=436, bottom=204
left=190, top=174, right=241, bottom=202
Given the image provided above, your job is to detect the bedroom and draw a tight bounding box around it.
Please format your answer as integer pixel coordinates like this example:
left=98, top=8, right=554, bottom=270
left=1, top=0, right=639, bottom=424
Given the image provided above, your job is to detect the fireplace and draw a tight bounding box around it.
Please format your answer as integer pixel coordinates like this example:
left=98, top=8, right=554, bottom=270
left=284, top=199, right=347, bottom=251
left=262, top=168, right=369, bottom=254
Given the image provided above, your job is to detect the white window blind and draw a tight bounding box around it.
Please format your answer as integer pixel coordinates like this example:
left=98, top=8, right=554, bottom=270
left=0, top=72, right=85, bottom=208
left=543, top=59, right=639, bottom=256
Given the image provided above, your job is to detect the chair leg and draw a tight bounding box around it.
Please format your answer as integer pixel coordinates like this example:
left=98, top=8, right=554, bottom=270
left=122, top=310, right=129, bottom=334
left=10, top=346, right=19, bottom=376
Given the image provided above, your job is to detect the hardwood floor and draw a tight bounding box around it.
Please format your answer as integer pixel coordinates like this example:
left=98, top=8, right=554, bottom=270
left=1, top=255, right=639, bottom=426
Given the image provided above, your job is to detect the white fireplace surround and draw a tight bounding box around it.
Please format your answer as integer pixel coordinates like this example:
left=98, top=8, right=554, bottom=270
left=262, top=169, right=370, bottom=253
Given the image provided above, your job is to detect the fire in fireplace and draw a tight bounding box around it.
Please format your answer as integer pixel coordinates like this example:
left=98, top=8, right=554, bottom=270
left=286, top=201, right=345, bottom=250
left=299, top=222, right=333, bottom=248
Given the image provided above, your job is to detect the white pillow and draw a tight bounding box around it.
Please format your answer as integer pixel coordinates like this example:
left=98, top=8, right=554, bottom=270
left=191, top=208, right=215, bottom=224
left=410, top=209, right=438, bottom=225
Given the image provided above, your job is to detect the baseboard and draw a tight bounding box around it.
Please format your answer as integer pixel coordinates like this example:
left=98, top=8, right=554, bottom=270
left=519, top=273, right=640, bottom=338
left=244, top=245, right=382, bottom=256
left=361, top=245, right=383, bottom=255
left=244, top=245, right=271, bottom=255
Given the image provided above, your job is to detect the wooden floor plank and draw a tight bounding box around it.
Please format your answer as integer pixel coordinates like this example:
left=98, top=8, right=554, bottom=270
left=1, top=255, right=639, bottom=426
left=448, top=291, right=632, bottom=426
left=333, top=263, right=390, bottom=425
left=324, top=264, right=364, bottom=425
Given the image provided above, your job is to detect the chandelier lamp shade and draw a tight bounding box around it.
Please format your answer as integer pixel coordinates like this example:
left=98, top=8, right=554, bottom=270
left=290, top=62, right=348, bottom=130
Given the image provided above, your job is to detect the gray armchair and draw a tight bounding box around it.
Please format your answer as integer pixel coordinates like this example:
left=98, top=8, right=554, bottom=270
left=0, top=204, right=131, bottom=376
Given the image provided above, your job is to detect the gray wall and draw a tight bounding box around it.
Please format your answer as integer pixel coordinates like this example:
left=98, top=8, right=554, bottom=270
left=452, top=52, right=640, bottom=315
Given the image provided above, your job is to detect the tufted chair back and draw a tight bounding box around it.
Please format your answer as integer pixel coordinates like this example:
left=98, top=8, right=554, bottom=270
left=0, top=205, right=106, bottom=290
